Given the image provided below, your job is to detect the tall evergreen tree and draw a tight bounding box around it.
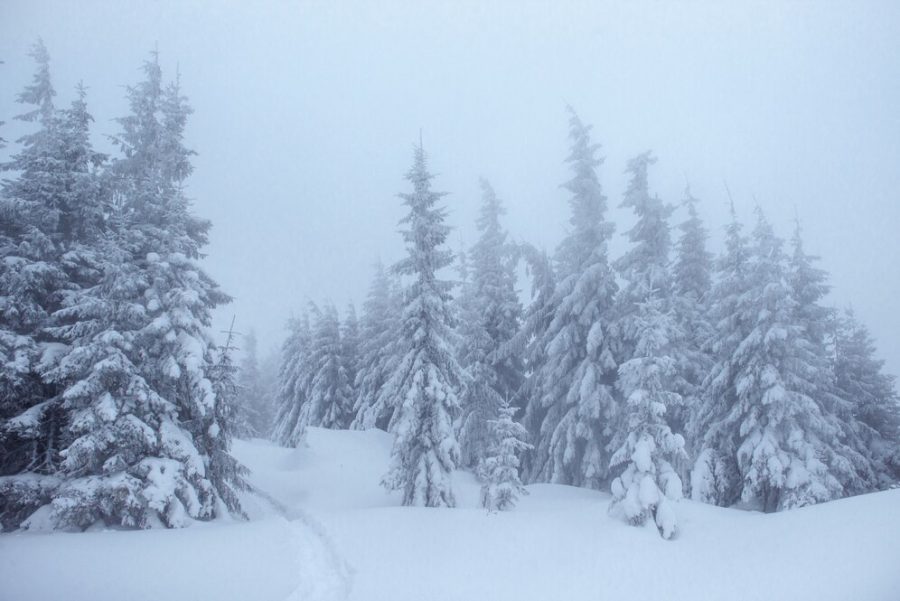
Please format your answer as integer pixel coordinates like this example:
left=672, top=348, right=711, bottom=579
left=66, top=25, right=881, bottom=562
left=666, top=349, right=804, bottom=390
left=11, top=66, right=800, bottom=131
left=207, top=319, right=251, bottom=516
left=523, top=108, right=618, bottom=490
left=692, top=208, right=854, bottom=512
left=505, top=242, right=556, bottom=446
left=670, top=187, right=714, bottom=444
left=351, top=262, right=402, bottom=430
left=25, top=53, right=246, bottom=530
left=609, top=153, right=685, bottom=537
left=833, top=308, right=900, bottom=486
left=0, top=40, right=64, bottom=481
left=273, top=311, right=313, bottom=446
left=457, top=179, right=523, bottom=468
left=613, top=153, right=673, bottom=325
left=687, top=202, right=751, bottom=506
left=236, top=330, right=273, bottom=438
left=609, top=295, right=685, bottom=538
left=380, top=144, right=464, bottom=507
left=0, top=43, right=107, bottom=527
left=300, top=303, right=355, bottom=430
left=341, top=302, right=360, bottom=405
left=788, top=222, right=876, bottom=494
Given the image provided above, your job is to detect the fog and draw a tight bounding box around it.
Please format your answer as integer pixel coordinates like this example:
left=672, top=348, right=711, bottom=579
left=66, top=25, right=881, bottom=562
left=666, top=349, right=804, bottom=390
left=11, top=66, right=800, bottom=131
left=2, top=0, right=899, bottom=374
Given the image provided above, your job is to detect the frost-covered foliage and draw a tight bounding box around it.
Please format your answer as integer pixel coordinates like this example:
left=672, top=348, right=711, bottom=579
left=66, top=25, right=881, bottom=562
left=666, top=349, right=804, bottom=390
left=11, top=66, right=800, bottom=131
left=216, top=323, right=253, bottom=440
left=273, top=312, right=313, bottom=447
left=670, top=188, right=714, bottom=445
left=523, top=108, right=618, bottom=490
left=207, top=322, right=252, bottom=516
left=610, top=296, right=685, bottom=539
left=300, top=303, right=355, bottom=430
left=506, top=243, right=556, bottom=449
left=352, top=262, right=402, bottom=430
left=47, top=54, right=243, bottom=529
left=785, top=223, right=878, bottom=495
left=608, top=153, right=685, bottom=538
left=833, top=308, right=900, bottom=486
left=691, top=209, right=859, bottom=512
left=480, top=399, right=531, bottom=511
left=0, top=46, right=247, bottom=530
left=236, top=330, right=275, bottom=437
left=341, top=303, right=361, bottom=405
left=380, top=145, right=464, bottom=507
left=457, top=180, right=523, bottom=468
left=0, top=42, right=105, bottom=487
left=614, top=153, right=672, bottom=310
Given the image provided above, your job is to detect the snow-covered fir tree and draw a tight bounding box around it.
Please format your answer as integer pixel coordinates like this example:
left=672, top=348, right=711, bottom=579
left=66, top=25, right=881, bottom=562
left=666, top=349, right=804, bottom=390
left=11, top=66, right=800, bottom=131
left=273, top=311, right=313, bottom=446
left=457, top=179, right=523, bottom=468
left=341, top=303, right=360, bottom=407
left=207, top=319, right=251, bottom=515
left=21, top=53, right=248, bottom=530
left=833, top=308, right=900, bottom=487
left=221, top=326, right=255, bottom=439
left=691, top=208, right=855, bottom=512
left=0, top=40, right=66, bottom=483
left=480, top=398, right=531, bottom=511
left=609, top=295, right=685, bottom=539
left=523, top=108, right=618, bottom=489
left=236, top=330, right=274, bottom=438
left=257, top=350, right=282, bottom=438
left=380, top=144, right=464, bottom=507
left=687, top=201, right=751, bottom=506
left=613, top=152, right=675, bottom=347
left=670, top=187, right=714, bottom=447
left=351, top=262, right=402, bottom=430
left=0, top=42, right=107, bottom=528
left=300, top=303, right=355, bottom=430
left=787, top=222, right=877, bottom=494
left=608, top=152, right=685, bottom=538
left=506, top=242, right=556, bottom=452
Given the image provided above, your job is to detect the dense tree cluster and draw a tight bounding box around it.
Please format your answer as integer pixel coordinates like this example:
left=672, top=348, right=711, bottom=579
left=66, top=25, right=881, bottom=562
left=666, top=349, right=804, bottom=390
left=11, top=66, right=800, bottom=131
left=272, top=114, right=899, bottom=537
left=0, top=42, right=248, bottom=531
left=2, top=41, right=896, bottom=538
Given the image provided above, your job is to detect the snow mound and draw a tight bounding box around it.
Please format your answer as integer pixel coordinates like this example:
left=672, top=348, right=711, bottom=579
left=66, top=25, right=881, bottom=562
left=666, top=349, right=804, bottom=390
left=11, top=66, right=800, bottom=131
left=2, top=427, right=898, bottom=601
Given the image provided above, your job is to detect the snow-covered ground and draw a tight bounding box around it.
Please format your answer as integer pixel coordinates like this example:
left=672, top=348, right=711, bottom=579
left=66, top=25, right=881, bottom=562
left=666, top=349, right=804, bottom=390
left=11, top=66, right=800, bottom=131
left=1, top=427, right=898, bottom=601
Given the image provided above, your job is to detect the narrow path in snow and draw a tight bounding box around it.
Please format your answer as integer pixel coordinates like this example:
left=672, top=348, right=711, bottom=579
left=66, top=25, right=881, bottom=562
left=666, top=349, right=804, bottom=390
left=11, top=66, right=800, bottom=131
left=249, top=477, right=353, bottom=601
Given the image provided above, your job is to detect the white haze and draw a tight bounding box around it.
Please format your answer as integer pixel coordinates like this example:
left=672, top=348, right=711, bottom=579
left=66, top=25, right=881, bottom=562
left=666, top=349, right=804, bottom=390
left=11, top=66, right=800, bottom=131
left=1, top=0, right=898, bottom=375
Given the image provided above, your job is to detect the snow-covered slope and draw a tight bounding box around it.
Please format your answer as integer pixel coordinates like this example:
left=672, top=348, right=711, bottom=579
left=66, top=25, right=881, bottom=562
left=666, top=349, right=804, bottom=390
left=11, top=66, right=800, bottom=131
left=1, top=427, right=898, bottom=601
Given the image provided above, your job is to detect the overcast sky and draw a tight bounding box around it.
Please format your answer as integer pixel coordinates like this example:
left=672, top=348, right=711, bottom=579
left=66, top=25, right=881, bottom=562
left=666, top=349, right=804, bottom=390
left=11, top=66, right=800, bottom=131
left=2, top=0, right=899, bottom=375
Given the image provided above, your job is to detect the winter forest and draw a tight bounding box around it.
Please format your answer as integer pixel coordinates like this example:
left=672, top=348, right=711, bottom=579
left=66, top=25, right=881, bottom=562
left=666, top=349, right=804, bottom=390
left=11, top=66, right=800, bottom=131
left=2, top=3, right=900, bottom=601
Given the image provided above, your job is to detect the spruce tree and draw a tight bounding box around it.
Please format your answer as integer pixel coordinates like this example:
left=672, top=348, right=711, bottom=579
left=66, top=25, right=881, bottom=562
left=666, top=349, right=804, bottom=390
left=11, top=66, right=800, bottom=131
left=507, top=242, right=555, bottom=454
left=207, top=320, right=251, bottom=516
left=380, top=144, right=463, bottom=507
left=0, top=43, right=106, bottom=527
left=692, top=208, right=853, bottom=511
left=0, top=40, right=65, bottom=480
left=670, top=187, right=714, bottom=446
left=341, top=302, right=361, bottom=406
left=833, top=308, right=900, bottom=486
left=273, top=311, right=313, bottom=446
left=457, top=179, right=523, bottom=468
left=609, top=153, right=685, bottom=537
left=524, top=108, right=618, bottom=489
left=237, top=330, right=273, bottom=438
left=687, top=202, right=751, bottom=506
left=300, top=303, right=355, bottom=429
left=31, top=53, right=246, bottom=529
left=480, top=399, right=531, bottom=511
left=351, top=262, right=402, bottom=430
left=788, top=222, right=876, bottom=494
